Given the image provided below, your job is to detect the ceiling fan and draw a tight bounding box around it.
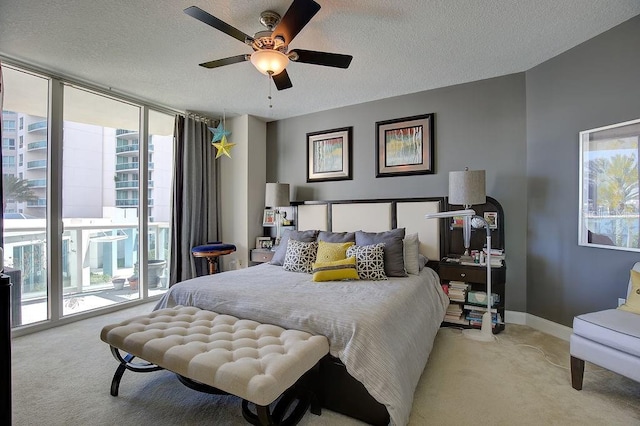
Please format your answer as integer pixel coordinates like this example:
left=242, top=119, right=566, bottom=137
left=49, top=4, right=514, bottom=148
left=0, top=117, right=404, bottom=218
left=184, top=0, right=353, bottom=91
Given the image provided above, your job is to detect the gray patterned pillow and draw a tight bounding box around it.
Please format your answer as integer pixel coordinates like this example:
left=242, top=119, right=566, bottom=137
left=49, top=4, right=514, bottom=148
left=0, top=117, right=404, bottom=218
left=346, top=244, right=388, bottom=281
left=270, top=229, right=319, bottom=266
left=283, top=240, right=318, bottom=273
left=356, top=228, right=407, bottom=277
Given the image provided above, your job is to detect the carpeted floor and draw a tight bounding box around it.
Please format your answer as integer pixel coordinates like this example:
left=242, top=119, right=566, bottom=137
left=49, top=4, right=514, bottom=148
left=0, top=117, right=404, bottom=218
left=10, top=302, right=640, bottom=425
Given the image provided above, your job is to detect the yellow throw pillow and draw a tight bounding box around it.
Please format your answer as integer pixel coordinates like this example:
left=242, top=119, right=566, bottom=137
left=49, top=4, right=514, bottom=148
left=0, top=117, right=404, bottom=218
left=315, top=240, right=355, bottom=263
left=312, top=256, right=359, bottom=282
left=619, top=269, right=640, bottom=314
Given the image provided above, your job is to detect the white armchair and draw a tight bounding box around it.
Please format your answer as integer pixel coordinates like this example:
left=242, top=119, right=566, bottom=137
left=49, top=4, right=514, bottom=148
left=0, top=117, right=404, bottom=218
left=570, top=262, right=640, bottom=390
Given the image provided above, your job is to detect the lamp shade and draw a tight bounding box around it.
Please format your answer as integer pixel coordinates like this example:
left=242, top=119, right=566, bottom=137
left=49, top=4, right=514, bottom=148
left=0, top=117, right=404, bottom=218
left=250, top=50, right=289, bottom=76
left=265, top=183, right=290, bottom=208
left=449, top=169, right=486, bottom=207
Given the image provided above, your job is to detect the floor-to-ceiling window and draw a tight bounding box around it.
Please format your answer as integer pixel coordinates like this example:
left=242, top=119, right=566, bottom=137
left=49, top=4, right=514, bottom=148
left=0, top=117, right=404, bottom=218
left=2, top=66, right=50, bottom=326
left=2, top=63, right=175, bottom=331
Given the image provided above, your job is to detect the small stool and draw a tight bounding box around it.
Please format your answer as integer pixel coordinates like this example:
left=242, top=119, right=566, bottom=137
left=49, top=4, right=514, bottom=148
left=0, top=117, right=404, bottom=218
left=191, top=242, right=236, bottom=274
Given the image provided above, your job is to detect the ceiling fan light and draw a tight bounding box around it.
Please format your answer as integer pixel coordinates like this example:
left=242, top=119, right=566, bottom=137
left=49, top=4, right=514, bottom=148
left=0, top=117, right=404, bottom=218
left=250, top=50, right=289, bottom=76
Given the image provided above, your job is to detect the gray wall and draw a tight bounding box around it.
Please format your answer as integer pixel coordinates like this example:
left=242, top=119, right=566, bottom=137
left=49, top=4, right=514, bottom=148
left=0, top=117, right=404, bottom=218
left=526, top=15, right=640, bottom=326
left=267, top=74, right=528, bottom=312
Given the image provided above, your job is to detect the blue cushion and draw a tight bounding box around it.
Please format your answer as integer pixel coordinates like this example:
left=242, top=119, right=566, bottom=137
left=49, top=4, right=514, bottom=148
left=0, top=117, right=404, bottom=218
left=191, top=243, right=236, bottom=254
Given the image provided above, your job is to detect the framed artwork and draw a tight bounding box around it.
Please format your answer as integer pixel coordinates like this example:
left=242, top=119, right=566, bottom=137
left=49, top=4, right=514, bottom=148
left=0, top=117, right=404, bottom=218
left=307, top=127, right=353, bottom=182
left=484, top=212, right=498, bottom=229
left=262, top=209, right=276, bottom=227
left=578, top=118, right=640, bottom=251
left=375, top=113, right=435, bottom=177
left=451, top=215, right=465, bottom=228
left=255, top=236, right=273, bottom=249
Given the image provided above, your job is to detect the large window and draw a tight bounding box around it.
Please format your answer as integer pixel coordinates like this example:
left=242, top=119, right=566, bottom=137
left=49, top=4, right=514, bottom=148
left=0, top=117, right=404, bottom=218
left=579, top=118, right=640, bottom=251
left=2, top=63, right=175, bottom=331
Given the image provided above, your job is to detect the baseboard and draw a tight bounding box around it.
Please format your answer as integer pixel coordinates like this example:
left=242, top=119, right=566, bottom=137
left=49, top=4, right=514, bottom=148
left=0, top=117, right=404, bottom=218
left=505, top=310, right=572, bottom=341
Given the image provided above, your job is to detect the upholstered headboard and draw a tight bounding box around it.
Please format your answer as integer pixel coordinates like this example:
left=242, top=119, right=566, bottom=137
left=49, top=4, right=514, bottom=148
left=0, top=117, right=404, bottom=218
left=295, top=198, right=445, bottom=261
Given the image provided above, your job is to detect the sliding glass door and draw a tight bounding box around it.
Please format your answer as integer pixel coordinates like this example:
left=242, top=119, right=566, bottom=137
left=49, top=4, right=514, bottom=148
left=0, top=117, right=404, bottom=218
left=2, top=66, right=50, bottom=325
left=2, top=63, right=174, bottom=330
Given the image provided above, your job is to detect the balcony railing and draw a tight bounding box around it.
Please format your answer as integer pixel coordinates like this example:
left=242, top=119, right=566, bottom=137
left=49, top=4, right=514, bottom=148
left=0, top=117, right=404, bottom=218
left=27, top=140, right=47, bottom=151
left=116, top=162, right=138, bottom=171
left=27, top=198, right=47, bottom=207
left=27, top=121, right=47, bottom=132
left=115, top=180, right=138, bottom=189
left=27, top=160, right=47, bottom=169
left=115, top=199, right=154, bottom=207
left=27, top=179, right=47, bottom=188
left=115, top=144, right=139, bottom=154
left=115, top=180, right=153, bottom=189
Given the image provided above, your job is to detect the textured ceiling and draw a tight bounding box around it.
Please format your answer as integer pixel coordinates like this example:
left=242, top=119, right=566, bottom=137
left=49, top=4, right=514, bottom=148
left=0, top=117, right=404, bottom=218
left=1, top=0, right=639, bottom=122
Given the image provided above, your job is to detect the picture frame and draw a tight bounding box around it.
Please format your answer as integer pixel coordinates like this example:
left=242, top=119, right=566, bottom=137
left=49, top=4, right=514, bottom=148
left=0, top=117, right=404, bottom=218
left=451, top=215, right=465, bottom=228
left=578, top=118, right=640, bottom=251
left=375, top=113, right=435, bottom=177
left=262, top=209, right=276, bottom=227
left=484, top=212, right=498, bottom=229
left=307, top=127, right=353, bottom=182
left=255, top=236, right=273, bottom=249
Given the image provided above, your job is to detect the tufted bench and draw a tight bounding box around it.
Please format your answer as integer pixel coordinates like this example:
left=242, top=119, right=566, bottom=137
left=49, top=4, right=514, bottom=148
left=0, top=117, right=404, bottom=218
left=100, top=306, right=330, bottom=426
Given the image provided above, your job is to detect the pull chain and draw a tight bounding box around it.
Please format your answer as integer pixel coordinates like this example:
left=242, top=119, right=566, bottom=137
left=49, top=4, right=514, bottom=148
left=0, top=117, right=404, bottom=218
left=267, top=73, right=273, bottom=109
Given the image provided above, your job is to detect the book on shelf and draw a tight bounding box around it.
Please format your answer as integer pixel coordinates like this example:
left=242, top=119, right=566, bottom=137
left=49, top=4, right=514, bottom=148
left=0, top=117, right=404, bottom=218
left=459, top=259, right=504, bottom=267
left=466, top=312, right=502, bottom=324
left=464, top=304, right=498, bottom=313
left=467, top=290, right=500, bottom=306
left=444, top=315, right=469, bottom=326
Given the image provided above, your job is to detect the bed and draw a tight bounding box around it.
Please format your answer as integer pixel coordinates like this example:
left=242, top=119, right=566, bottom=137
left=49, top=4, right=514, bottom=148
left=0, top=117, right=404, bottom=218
left=155, top=198, right=449, bottom=426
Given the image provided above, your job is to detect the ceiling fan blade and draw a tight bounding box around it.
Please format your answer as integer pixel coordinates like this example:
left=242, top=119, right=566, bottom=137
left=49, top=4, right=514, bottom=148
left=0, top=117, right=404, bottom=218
left=199, top=55, right=248, bottom=69
left=184, top=6, right=254, bottom=44
left=272, top=0, right=321, bottom=45
left=272, top=69, right=293, bottom=91
left=290, top=49, right=353, bottom=69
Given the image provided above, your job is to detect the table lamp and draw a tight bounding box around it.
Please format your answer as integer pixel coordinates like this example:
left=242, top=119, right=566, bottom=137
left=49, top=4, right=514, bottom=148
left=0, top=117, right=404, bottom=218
left=448, top=168, right=486, bottom=262
left=265, top=183, right=290, bottom=246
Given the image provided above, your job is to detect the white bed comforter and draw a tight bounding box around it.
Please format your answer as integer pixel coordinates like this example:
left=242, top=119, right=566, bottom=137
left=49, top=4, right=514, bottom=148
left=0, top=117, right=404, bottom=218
left=155, top=264, right=448, bottom=426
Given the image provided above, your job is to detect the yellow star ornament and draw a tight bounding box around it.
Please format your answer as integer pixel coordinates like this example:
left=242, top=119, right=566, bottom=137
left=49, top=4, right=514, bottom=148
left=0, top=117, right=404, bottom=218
left=212, top=135, right=236, bottom=159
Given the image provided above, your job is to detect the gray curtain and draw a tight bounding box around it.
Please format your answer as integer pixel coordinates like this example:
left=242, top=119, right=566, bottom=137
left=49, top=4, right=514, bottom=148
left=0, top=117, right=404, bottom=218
left=169, top=115, right=221, bottom=285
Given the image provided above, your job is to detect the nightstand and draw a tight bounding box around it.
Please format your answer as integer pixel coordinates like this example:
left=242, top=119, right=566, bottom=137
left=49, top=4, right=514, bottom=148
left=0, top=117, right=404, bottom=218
left=439, top=261, right=506, bottom=333
left=250, top=248, right=274, bottom=264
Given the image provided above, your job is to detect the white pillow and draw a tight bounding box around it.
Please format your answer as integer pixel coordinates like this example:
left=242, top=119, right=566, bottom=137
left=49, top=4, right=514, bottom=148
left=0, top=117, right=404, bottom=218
left=403, top=233, right=420, bottom=275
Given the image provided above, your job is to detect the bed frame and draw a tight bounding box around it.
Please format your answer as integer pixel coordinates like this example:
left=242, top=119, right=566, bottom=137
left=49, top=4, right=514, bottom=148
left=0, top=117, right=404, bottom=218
left=294, top=197, right=446, bottom=425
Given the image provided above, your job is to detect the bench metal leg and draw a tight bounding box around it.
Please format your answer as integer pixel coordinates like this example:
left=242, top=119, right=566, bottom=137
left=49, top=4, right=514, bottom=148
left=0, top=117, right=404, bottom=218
left=241, top=363, right=321, bottom=426
left=108, top=346, right=163, bottom=396
left=570, top=355, right=585, bottom=390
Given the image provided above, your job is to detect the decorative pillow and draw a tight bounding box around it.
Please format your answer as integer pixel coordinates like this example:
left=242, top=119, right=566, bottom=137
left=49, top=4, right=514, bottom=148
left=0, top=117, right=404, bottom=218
left=403, top=233, right=420, bottom=275
left=418, top=254, right=429, bottom=271
left=346, top=244, right=387, bottom=281
left=318, top=231, right=356, bottom=243
left=316, top=240, right=355, bottom=263
left=619, top=269, right=640, bottom=314
left=312, top=256, right=359, bottom=282
left=270, top=229, right=319, bottom=266
left=356, top=228, right=407, bottom=277
left=283, top=240, right=319, bottom=273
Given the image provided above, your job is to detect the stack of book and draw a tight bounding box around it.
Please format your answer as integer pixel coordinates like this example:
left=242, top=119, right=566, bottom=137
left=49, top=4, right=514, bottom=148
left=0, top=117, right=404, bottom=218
left=466, top=311, right=502, bottom=328
left=447, top=281, right=469, bottom=302
left=444, top=303, right=468, bottom=325
left=458, top=248, right=506, bottom=267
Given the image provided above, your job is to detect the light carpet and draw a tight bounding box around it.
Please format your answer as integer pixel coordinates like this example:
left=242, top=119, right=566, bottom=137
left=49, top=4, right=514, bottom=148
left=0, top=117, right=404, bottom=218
left=10, top=302, right=640, bottom=425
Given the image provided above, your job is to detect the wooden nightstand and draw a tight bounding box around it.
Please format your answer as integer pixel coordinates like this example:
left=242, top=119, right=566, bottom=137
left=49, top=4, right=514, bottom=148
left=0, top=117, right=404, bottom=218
left=250, top=248, right=274, bottom=264
left=439, top=261, right=506, bottom=333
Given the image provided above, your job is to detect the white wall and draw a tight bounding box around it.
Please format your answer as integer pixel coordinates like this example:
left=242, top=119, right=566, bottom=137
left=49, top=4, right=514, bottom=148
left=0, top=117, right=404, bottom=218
left=220, top=115, right=266, bottom=270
